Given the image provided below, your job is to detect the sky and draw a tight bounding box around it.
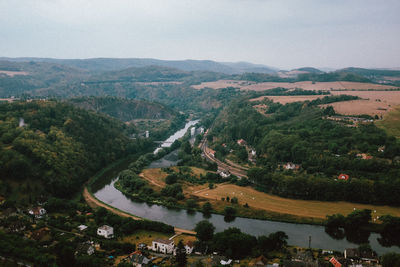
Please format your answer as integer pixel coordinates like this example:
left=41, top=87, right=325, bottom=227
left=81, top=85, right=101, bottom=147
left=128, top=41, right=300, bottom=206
left=0, top=0, right=399, bottom=70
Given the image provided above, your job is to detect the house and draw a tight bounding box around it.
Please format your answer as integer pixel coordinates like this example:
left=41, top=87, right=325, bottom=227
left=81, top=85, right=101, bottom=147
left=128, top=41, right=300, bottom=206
left=152, top=238, right=174, bottom=254
left=338, top=174, right=349, bottom=180
left=185, top=241, right=194, bottom=254
left=378, top=146, right=385, bottom=153
left=208, top=148, right=216, bottom=157
left=30, top=227, right=51, bottom=242
left=138, top=243, right=148, bottom=250
left=218, top=169, right=231, bottom=178
left=356, top=153, right=373, bottom=160
left=284, top=162, right=300, bottom=170
left=344, top=248, right=378, bottom=263
left=329, top=257, right=342, bottom=267
left=129, top=251, right=151, bottom=267
left=237, top=139, right=247, bottom=146
left=97, top=225, right=114, bottom=239
left=254, top=255, right=268, bottom=266
left=77, top=225, right=88, bottom=231
left=28, top=207, right=46, bottom=218
left=75, top=241, right=95, bottom=256
left=220, top=259, right=232, bottom=265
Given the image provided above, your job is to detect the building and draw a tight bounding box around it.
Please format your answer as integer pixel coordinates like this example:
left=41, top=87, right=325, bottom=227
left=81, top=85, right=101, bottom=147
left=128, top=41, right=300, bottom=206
left=28, top=207, right=46, bottom=218
left=237, top=139, right=247, bottom=146
left=356, top=153, right=373, bottom=160
left=190, top=127, right=196, bottom=137
left=97, top=225, right=114, bottom=239
left=284, top=162, right=300, bottom=170
left=129, top=251, right=151, bottom=267
left=75, top=241, right=95, bottom=256
left=218, top=169, right=231, bottom=178
left=185, top=241, right=194, bottom=254
left=152, top=238, right=174, bottom=254
left=77, top=225, right=88, bottom=231
left=338, top=174, right=349, bottom=181
left=208, top=148, right=216, bottom=157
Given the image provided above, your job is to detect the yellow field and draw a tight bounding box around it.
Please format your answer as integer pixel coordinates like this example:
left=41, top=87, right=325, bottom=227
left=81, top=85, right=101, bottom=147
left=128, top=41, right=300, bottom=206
left=194, top=184, right=400, bottom=219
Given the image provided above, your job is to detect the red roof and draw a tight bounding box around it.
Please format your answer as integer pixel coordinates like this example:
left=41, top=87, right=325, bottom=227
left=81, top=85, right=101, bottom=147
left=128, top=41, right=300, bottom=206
left=338, top=174, right=349, bottom=180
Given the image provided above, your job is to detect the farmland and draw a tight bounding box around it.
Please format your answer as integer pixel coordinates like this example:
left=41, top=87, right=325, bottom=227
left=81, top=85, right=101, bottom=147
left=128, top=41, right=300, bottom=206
left=250, top=90, right=400, bottom=116
left=140, top=168, right=400, bottom=222
left=192, top=80, right=400, bottom=91
left=194, top=184, right=400, bottom=220
left=376, top=106, right=400, bottom=138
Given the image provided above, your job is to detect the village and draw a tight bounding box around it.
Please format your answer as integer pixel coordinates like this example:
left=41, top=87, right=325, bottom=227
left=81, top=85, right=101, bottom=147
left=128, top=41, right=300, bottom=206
left=0, top=190, right=386, bottom=267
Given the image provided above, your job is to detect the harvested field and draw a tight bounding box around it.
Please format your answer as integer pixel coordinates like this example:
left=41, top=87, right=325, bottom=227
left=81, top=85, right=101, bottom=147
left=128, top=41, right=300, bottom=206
left=0, top=70, right=28, bottom=76
left=320, top=100, right=391, bottom=116
left=192, top=80, right=400, bottom=91
left=194, top=184, right=400, bottom=219
left=251, top=95, right=326, bottom=104
left=319, top=91, right=400, bottom=116
left=191, top=80, right=254, bottom=89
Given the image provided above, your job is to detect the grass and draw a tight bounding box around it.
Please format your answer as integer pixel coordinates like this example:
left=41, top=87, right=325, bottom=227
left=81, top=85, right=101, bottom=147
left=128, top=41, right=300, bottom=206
left=376, top=106, right=400, bottom=138
left=194, top=184, right=400, bottom=220
left=120, top=230, right=195, bottom=247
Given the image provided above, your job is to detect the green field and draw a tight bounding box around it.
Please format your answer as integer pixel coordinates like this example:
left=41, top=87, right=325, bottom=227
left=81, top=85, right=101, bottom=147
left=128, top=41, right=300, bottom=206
left=376, top=106, right=400, bottom=138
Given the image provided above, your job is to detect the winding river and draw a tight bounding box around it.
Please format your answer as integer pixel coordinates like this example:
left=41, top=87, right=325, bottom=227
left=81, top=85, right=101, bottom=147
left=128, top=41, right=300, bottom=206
left=93, top=120, right=399, bottom=255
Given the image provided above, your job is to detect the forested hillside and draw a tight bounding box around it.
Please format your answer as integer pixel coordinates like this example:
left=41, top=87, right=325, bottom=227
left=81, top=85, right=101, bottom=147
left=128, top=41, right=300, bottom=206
left=210, top=97, right=400, bottom=205
left=68, top=97, right=178, bottom=121
left=0, top=100, right=151, bottom=201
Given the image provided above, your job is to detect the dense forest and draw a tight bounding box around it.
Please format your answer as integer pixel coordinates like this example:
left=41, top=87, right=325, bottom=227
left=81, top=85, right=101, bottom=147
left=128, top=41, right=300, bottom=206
left=210, top=96, right=400, bottom=205
left=0, top=100, right=152, bottom=201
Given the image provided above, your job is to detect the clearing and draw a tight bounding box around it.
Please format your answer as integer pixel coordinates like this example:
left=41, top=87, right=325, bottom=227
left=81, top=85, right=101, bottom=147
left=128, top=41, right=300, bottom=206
left=193, top=184, right=400, bottom=220
left=0, top=70, right=29, bottom=77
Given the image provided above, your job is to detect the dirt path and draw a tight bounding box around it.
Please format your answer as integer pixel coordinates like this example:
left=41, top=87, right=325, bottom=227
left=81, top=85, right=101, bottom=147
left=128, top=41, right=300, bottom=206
left=83, top=187, right=196, bottom=235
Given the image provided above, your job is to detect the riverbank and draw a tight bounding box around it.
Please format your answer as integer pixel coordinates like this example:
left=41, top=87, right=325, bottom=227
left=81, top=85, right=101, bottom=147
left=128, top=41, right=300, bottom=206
left=83, top=187, right=196, bottom=235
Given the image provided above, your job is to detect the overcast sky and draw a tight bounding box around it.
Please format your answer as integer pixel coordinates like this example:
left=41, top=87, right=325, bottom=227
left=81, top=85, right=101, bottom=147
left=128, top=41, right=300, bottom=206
left=1, top=0, right=399, bottom=69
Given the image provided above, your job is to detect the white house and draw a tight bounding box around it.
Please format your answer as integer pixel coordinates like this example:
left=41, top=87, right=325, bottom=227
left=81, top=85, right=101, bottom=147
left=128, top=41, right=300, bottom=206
left=152, top=239, right=174, bottom=254
left=78, top=225, right=88, bottom=231
left=28, top=207, right=46, bottom=218
left=185, top=241, right=194, bottom=254
left=97, top=225, right=114, bottom=239
left=218, top=169, right=231, bottom=178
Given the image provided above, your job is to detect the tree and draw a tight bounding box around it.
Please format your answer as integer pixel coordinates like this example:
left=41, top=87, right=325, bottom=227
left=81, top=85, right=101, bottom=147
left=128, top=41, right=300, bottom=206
left=175, top=240, right=187, bottom=267
left=194, top=220, right=215, bottom=242
left=165, top=173, right=178, bottom=185
left=202, top=202, right=212, bottom=214
left=382, top=253, right=400, bottom=267
left=212, top=227, right=257, bottom=259
left=224, top=206, right=237, bottom=218
left=186, top=199, right=197, bottom=211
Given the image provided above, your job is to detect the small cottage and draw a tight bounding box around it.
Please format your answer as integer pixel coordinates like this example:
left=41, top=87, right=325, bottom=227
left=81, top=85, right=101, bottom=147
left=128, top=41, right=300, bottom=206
left=97, top=225, right=114, bottom=239
left=152, top=238, right=174, bottom=254
left=28, top=207, right=47, bottom=218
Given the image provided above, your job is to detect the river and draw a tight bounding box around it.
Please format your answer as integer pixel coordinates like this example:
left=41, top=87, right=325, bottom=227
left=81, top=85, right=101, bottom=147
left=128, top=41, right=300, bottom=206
left=93, top=120, right=399, bottom=255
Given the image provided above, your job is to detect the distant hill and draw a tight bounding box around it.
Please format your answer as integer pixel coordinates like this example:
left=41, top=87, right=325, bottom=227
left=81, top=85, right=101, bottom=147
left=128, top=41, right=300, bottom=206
left=340, top=67, right=400, bottom=78
left=294, top=67, right=323, bottom=74
left=0, top=57, right=278, bottom=74
left=68, top=97, right=178, bottom=122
